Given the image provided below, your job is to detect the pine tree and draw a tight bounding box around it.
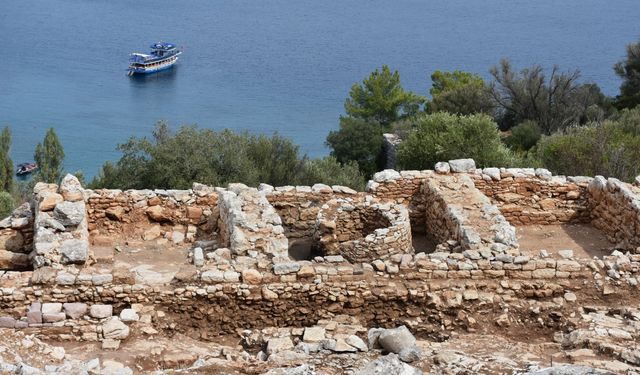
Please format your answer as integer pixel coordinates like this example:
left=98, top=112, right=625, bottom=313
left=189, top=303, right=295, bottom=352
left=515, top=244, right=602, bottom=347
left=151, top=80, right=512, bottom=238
left=34, top=128, right=65, bottom=183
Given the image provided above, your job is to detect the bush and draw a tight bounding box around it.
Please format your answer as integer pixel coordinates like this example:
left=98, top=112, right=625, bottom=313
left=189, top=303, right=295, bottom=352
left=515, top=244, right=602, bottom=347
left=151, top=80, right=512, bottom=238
left=91, top=122, right=367, bottom=190
left=397, top=112, right=516, bottom=170
left=532, top=108, right=640, bottom=181
left=326, top=116, right=384, bottom=177
left=505, top=120, right=542, bottom=151
left=298, top=157, right=366, bottom=191
left=0, top=191, right=15, bottom=219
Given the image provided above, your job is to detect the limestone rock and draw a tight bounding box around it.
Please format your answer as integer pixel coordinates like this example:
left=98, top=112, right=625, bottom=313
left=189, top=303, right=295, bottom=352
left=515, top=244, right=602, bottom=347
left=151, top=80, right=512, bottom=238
left=0, top=231, right=25, bottom=253
left=59, top=174, right=84, bottom=201
left=242, top=269, right=263, bottom=284
left=59, top=239, right=88, bottom=264
left=63, top=303, right=87, bottom=319
left=39, top=193, right=63, bottom=211
left=90, top=304, right=113, bottom=319
left=377, top=326, right=416, bottom=354
left=119, top=309, right=139, bottom=322
left=355, top=353, right=423, bottom=375
left=53, top=201, right=85, bottom=226
left=105, top=206, right=125, bottom=221
left=142, top=225, right=161, bottom=241
left=192, top=247, right=204, bottom=267
left=102, top=317, right=130, bottom=340
left=448, top=159, right=476, bottom=173
left=434, top=162, right=450, bottom=174
left=302, top=326, right=326, bottom=343
left=266, top=337, right=294, bottom=355
left=146, top=206, right=171, bottom=223
left=0, top=250, right=29, bottom=269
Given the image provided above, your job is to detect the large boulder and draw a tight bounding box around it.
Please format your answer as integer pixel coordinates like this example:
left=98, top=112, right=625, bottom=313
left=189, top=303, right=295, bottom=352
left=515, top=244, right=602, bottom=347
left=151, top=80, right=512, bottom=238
left=59, top=239, right=88, bottom=264
left=53, top=201, right=85, bottom=227
left=376, top=326, right=416, bottom=354
left=355, top=354, right=423, bottom=375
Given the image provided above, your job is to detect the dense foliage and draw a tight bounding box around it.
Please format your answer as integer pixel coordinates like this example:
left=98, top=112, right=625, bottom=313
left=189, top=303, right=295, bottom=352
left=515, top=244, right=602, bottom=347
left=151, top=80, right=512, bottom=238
left=344, top=65, right=424, bottom=128
left=325, top=117, right=384, bottom=177
left=533, top=108, right=640, bottom=181
left=505, top=120, right=542, bottom=152
left=0, top=127, right=13, bottom=192
left=397, top=112, right=514, bottom=170
left=34, top=128, right=65, bottom=183
left=427, top=70, right=494, bottom=116
left=614, top=39, right=640, bottom=110
left=0, top=191, right=14, bottom=218
left=90, top=123, right=365, bottom=190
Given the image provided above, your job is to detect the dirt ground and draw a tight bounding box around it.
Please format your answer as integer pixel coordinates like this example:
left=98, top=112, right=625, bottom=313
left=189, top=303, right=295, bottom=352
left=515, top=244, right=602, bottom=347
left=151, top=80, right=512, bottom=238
left=517, top=223, right=615, bottom=259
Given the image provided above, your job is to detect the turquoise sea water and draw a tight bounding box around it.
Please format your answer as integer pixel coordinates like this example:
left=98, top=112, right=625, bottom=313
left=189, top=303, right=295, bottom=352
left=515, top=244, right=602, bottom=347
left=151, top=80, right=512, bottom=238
left=1, top=0, right=639, bottom=178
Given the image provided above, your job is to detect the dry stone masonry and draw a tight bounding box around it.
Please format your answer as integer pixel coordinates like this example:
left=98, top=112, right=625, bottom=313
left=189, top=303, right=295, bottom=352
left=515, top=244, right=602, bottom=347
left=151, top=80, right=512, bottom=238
left=1, top=162, right=640, bottom=374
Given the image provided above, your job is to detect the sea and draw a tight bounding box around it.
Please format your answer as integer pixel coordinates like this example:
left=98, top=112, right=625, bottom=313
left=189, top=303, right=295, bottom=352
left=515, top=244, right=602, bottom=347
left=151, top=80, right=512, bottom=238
left=1, top=0, right=639, bottom=179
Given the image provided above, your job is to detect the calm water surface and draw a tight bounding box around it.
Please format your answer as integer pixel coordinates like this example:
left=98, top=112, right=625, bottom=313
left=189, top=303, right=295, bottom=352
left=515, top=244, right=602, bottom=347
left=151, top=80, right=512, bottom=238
left=1, top=0, right=639, bottom=177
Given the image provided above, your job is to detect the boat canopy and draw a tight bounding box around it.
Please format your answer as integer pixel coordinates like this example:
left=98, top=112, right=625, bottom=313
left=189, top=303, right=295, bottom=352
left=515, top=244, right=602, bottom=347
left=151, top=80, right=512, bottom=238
left=151, top=42, right=177, bottom=50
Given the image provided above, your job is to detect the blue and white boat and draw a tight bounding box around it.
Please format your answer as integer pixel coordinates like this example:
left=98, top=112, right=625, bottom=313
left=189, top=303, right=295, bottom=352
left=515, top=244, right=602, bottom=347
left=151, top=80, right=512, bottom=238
left=127, top=42, right=182, bottom=76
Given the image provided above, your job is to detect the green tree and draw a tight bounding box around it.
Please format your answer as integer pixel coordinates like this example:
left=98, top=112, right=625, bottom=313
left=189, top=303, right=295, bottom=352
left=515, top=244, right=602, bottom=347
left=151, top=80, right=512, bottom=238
left=532, top=108, right=640, bottom=181
left=326, top=117, right=384, bottom=177
left=490, top=59, right=606, bottom=134
left=90, top=122, right=365, bottom=190
left=397, top=112, right=515, bottom=170
left=0, top=127, right=14, bottom=192
left=614, top=39, right=640, bottom=109
left=34, top=128, right=65, bottom=183
left=505, top=120, right=542, bottom=152
left=345, top=65, right=424, bottom=128
left=428, top=70, right=494, bottom=115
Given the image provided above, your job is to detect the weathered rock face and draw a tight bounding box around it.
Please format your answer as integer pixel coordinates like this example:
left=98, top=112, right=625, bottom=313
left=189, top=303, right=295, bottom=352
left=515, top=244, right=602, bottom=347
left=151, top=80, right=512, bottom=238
left=218, top=185, right=288, bottom=257
left=59, top=239, right=88, bottom=264
left=30, top=178, right=90, bottom=269
left=53, top=201, right=85, bottom=227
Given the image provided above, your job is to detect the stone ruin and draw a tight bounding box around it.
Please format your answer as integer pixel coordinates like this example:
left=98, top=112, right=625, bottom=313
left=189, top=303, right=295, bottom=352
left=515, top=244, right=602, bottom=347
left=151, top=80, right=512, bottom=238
left=1, top=159, right=640, bottom=373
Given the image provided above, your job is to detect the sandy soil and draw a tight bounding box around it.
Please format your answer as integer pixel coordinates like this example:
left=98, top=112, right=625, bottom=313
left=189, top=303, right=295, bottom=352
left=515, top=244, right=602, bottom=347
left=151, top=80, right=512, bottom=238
left=517, top=223, right=615, bottom=259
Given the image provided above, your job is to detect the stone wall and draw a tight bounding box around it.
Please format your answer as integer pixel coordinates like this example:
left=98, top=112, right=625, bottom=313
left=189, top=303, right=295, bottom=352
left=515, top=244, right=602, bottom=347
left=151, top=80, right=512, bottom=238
left=422, top=173, right=516, bottom=251
left=0, top=246, right=596, bottom=337
left=263, top=184, right=360, bottom=240
left=366, top=170, right=431, bottom=233
left=588, top=177, right=640, bottom=251
left=86, top=183, right=218, bottom=246
left=470, top=167, right=591, bottom=226
left=31, top=175, right=90, bottom=268
left=218, top=184, right=288, bottom=258
left=313, top=197, right=412, bottom=263
left=0, top=203, right=33, bottom=270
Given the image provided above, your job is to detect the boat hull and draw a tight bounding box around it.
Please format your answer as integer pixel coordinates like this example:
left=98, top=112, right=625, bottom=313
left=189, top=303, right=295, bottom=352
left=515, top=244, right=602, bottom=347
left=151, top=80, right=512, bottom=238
left=128, top=57, right=179, bottom=75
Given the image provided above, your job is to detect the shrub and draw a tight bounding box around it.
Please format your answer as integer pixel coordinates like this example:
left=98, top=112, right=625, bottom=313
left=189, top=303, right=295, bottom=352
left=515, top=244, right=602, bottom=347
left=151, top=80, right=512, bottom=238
left=397, top=112, right=516, bottom=170
left=298, top=157, right=366, bottom=191
left=532, top=108, right=640, bottom=181
left=505, top=120, right=542, bottom=151
left=326, top=117, right=384, bottom=177
left=0, top=191, right=15, bottom=219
